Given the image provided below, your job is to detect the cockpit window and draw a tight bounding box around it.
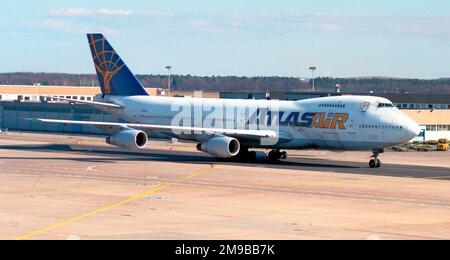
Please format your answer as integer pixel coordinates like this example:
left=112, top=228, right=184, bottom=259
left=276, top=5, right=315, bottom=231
left=378, top=103, right=394, bottom=108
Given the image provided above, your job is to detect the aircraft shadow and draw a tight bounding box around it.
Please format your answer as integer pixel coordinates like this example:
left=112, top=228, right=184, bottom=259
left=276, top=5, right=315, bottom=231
left=0, top=144, right=449, bottom=179
left=0, top=144, right=355, bottom=168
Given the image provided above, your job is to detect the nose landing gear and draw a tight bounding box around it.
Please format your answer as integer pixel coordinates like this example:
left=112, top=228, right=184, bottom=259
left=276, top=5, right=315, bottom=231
left=369, top=149, right=384, bottom=168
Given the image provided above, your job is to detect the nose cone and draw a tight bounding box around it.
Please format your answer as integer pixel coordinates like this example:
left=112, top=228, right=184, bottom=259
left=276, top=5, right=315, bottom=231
left=405, top=119, right=421, bottom=141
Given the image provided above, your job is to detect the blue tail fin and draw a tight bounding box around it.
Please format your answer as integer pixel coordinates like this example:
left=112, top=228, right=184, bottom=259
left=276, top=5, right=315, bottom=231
left=87, top=33, right=148, bottom=96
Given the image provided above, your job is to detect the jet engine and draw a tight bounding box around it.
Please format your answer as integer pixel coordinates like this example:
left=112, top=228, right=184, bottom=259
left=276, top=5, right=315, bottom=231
left=106, top=129, right=148, bottom=150
left=197, top=136, right=240, bottom=158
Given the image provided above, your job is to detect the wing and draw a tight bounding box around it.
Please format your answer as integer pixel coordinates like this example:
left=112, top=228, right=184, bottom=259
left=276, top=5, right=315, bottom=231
left=29, top=118, right=284, bottom=140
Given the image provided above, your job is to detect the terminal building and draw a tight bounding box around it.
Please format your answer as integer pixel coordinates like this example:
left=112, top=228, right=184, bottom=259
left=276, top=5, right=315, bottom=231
left=0, top=86, right=449, bottom=142
left=223, top=91, right=450, bottom=110
left=402, top=110, right=450, bottom=142
left=0, top=101, right=116, bottom=135
left=0, top=85, right=165, bottom=102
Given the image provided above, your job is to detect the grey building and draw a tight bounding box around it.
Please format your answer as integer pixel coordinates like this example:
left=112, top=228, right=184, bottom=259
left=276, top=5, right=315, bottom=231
left=374, top=93, right=450, bottom=110
left=220, top=91, right=450, bottom=110
left=0, top=101, right=121, bottom=135
left=220, top=92, right=269, bottom=100
left=270, top=91, right=341, bottom=101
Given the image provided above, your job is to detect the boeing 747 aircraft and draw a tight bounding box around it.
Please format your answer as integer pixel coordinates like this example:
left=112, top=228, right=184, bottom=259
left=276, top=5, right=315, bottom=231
left=32, top=34, right=421, bottom=168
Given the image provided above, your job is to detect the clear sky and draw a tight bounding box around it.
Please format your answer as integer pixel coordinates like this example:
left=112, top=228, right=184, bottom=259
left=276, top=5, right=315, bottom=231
left=0, top=0, right=449, bottom=78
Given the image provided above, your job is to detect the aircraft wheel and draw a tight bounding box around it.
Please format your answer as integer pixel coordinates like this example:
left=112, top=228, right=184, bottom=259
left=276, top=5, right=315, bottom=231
left=245, top=151, right=257, bottom=161
left=376, top=159, right=381, bottom=168
left=268, top=150, right=278, bottom=161
left=232, top=150, right=257, bottom=162
left=268, top=150, right=287, bottom=161
left=369, top=159, right=377, bottom=168
left=370, top=149, right=383, bottom=168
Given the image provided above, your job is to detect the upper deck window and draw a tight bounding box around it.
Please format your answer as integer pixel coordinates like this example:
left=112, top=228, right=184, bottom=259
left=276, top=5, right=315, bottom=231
left=319, top=104, right=346, bottom=108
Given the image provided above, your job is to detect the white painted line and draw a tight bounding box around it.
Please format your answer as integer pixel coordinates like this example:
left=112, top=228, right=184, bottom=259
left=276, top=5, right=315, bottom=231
left=141, top=196, right=169, bottom=201
left=85, top=163, right=132, bottom=173
left=86, top=166, right=99, bottom=172
left=367, top=235, right=381, bottom=240
left=66, top=235, right=81, bottom=240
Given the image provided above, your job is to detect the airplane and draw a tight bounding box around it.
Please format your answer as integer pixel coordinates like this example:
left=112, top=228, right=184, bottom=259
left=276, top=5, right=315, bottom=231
left=31, top=34, right=421, bottom=168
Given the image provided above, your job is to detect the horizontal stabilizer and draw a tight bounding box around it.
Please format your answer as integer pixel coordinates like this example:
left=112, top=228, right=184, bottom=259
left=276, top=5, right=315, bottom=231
left=42, top=96, right=122, bottom=109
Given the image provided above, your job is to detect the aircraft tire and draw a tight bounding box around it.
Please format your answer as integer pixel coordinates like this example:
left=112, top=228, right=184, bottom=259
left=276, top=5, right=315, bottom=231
left=369, top=159, right=377, bottom=168
left=376, top=159, right=381, bottom=168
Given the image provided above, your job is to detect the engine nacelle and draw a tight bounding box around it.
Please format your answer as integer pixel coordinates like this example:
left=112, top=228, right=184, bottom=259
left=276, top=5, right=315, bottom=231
left=106, top=129, right=148, bottom=150
left=197, top=136, right=240, bottom=158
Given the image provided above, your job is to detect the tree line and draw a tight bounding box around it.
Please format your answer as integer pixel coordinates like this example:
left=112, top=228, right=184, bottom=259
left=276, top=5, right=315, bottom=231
left=0, top=73, right=449, bottom=94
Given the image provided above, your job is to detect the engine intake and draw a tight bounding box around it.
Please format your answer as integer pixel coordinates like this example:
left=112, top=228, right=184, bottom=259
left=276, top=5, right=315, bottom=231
left=106, top=129, right=148, bottom=150
left=197, top=136, right=240, bottom=158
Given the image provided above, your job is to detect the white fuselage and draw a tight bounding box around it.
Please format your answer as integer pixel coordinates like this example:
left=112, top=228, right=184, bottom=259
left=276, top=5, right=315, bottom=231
left=103, top=95, right=420, bottom=151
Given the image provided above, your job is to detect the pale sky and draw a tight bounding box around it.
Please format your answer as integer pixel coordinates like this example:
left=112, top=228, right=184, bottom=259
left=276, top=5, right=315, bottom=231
left=0, top=0, right=449, bottom=78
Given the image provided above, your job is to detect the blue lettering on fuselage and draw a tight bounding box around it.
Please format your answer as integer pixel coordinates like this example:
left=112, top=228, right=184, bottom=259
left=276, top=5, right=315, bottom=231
left=248, top=110, right=301, bottom=126
left=247, top=110, right=349, bottom=129
left=281, top=112, right=300, bottom=126
left=300, top=113, right=316, bottom=127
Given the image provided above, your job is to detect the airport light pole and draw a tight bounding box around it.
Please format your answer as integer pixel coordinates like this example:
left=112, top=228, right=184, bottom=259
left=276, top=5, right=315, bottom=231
left=166, top=66, right=172, bottom=97
left=309, top=66, right=317, bottom=92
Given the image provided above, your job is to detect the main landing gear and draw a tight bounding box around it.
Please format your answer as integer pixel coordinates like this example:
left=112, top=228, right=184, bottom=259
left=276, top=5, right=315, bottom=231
left=369, top=149, right=384, bottom=168
left=268, top=149, right=288, bottom=161
left=232, top=148, right=257, bottom=161
left=230, top=148, right=288, bottom=162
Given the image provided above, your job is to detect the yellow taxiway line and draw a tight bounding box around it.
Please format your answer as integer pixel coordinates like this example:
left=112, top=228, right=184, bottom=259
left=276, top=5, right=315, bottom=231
left=14, top=164, right=215, bottom=240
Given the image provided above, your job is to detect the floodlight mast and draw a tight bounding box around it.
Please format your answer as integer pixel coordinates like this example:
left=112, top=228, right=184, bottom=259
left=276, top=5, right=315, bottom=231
left=166, top=66, right=172, bottom=96
left=309, top=66, right=317, bottom=92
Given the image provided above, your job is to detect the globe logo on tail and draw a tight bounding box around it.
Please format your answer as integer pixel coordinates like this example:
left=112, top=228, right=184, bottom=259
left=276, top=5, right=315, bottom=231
left=89, top=34, right=124, bottom=95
